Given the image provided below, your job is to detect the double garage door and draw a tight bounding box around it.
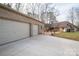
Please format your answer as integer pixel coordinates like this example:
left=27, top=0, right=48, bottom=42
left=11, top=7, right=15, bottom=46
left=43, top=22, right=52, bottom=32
left=0, top=19, right=39, bottom=44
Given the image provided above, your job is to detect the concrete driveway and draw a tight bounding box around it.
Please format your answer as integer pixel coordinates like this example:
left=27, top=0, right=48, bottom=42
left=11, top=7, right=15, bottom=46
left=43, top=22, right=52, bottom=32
left=0, top=35, right=79, bottom=56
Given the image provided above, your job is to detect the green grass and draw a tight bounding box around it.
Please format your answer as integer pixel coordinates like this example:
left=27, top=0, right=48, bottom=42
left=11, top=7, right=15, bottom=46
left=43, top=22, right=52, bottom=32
left=55, top=32, right=79, bottom=41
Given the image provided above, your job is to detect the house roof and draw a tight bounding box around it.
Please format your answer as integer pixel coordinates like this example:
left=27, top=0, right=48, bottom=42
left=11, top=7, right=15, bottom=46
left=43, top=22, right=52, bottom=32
left=51, top=21, right=78, bottom=28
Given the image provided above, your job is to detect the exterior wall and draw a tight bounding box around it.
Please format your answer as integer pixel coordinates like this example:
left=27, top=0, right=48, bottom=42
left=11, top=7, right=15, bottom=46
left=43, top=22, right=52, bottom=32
left=0, top=4, right=44, bottom=25
left=74, top=28, right=77, bottom=32
left=59, top=28, right=64, bottom=32
left=63, top=28, right=67, bottom=32
left=60, top=27, right=77, bottom=32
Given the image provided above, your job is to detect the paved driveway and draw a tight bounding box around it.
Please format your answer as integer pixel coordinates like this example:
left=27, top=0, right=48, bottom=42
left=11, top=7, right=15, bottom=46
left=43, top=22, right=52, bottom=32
left=0, top=35, right=79, bottom=56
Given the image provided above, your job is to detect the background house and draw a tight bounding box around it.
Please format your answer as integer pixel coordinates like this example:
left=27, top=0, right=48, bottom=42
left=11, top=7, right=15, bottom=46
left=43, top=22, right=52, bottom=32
left=51, top=21, right=78, bottom=32
left=44, top=21, right=79, bottom=32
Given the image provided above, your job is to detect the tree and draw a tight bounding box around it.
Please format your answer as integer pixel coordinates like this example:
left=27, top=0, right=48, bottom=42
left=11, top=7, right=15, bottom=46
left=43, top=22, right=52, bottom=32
left=43, top=3, right=52, bottom=23
left=40, top=4, right=45, bottom=22
left=39, top=3, right=58, bottom=24
left=36, top=3, right=41, bottom=20
left=26, top=3, right=38, bottom=19
left=68, top=7, right=79, bottom=28
left=68, top=7, right=74, bottom=25
left=25, top=4, right=29, bottom=14
left=3, top=3, right=12, bottom=7
left=30, top=3, right=36, bottom=17
left=37, top=3, right=53, bottom=23
left=15, top=3, right=22, bottom=11
left=48, top=5, right=59, bottom=24
left=74, top=7, right=79, bottom=25
left=47, top=12, right=57, bottom=24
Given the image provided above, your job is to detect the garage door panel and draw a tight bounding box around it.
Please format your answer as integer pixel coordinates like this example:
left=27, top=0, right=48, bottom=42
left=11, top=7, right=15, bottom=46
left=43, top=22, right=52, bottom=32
left=0, top=19, right=30, bottom=44
left=32, top=25, right=38, bottom=36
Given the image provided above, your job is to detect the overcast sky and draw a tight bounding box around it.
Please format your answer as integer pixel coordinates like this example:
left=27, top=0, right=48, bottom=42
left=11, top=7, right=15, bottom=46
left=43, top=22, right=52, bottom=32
left=54, top=3, right=79, bottom=22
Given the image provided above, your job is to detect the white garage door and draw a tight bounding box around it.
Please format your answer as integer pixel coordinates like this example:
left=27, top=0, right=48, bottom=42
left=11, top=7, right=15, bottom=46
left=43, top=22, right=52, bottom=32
left=0, top=19, right=30, bottom=44
left=32, top=24, right=38, bottom=36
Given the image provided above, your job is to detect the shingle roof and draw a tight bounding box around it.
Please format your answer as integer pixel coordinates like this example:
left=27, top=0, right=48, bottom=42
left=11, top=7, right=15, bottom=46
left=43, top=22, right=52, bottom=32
left=51, top=21, right=78, bottom=28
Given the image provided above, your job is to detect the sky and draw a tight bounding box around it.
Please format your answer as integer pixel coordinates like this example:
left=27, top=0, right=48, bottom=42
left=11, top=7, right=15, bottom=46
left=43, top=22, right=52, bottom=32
left=54, top=3, right=79, bottom=22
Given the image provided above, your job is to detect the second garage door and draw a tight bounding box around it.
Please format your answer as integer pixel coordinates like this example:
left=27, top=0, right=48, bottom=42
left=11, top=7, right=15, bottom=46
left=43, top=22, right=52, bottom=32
left=32, top=24, right=38, bottom=36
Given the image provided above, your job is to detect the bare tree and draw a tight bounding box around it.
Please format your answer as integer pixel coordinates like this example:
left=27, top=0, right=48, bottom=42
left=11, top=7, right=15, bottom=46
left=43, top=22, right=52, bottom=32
left=38, top=3, right=52, bottom=23
left=44, top=3, right=51, bottom=23
left=40, top=3, right=58, bottom=24
left=36, top=3, right=41, bottom=20
left=48, top=5, right=59, bottom=24
left=30, top=3, right=36, bottom=17
left=15, top=3, right=22, bottom=11
left=68, top=7, right=74, bottom=25
left=21, top=3, right=58, bottom=23
left=3, top=3, right=12, bottom=7
left=25, top=4, right=29, bottom=14
left=74, top=7, right=79, bottom=28
left=26, top=3, right=37, bottom=19
left=40, top=4, right=45, bottom=22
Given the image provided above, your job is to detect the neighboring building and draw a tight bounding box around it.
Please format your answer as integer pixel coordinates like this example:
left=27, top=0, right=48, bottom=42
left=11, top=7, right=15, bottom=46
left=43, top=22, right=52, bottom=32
left=50, top=21, right=78, bottom=32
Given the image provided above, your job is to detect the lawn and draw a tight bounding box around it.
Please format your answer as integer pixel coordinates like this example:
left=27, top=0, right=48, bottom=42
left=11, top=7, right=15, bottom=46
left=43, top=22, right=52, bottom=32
left=55, top=32, right=79, bottom=41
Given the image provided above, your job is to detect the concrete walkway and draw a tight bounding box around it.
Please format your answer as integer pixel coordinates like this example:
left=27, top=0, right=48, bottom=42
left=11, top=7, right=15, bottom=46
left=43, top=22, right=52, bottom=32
left=0, top=35, right=79, bottom=56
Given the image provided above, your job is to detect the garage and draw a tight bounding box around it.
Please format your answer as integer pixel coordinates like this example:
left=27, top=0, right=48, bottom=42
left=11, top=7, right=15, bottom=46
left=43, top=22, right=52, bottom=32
left=0, top=19, right=30, bottom=44
left=32, top=24, right=38, bottom=36
left=0, top=4, right=44, bottom=45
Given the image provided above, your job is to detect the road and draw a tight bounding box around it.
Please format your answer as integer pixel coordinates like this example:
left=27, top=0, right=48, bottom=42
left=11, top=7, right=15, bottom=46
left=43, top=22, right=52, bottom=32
left=0, top=35, right=79, bottom=56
